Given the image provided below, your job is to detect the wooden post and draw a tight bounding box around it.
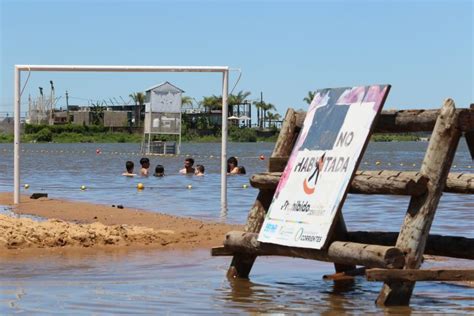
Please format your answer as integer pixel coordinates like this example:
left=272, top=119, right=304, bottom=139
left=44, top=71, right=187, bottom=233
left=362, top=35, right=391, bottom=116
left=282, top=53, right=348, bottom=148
left=227, top=109, right=299, bottom=278
left=376, top=99, right=462, bottom=306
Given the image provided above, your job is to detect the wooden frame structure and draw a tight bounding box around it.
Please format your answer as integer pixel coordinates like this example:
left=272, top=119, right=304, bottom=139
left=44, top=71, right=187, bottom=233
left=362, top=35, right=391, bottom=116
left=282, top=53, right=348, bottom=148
left=212, top=100, right=474, bottom=306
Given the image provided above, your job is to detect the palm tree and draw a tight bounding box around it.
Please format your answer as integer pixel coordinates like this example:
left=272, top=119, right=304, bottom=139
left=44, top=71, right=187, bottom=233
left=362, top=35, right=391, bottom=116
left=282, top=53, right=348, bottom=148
left=129, top=92, right=146, bottom=127
left=228, top=90, right=251, bottom=117
left=201, top=95, right=222, bottom=112
left=90, top=101, right=105, bottom=126
left=253, top=100, right=264, bottom=128
left=181, top=96, right=193, bottom=109
left=303, top=91, right=316, bottom=105
left=261, top=102, right=276, bottom=128
left=266, top=111, right=281, bottom=128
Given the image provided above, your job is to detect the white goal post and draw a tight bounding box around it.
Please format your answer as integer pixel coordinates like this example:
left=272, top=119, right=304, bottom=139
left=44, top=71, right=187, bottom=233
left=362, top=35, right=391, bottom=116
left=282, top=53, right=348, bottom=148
left=13, top=65, right=230, bottom=214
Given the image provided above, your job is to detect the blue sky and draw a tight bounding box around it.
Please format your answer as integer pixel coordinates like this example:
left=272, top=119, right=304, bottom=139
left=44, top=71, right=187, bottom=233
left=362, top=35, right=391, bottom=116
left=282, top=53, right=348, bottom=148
left=1, top=0, right=472, bottom=116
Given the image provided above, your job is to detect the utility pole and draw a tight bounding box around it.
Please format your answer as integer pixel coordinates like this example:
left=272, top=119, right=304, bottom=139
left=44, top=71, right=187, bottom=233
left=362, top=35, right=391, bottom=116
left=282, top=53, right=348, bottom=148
left=66, top=91, right=70, bottom=123
left=49, top=81, right=55, bottom=125
left=260, top=91, right=263, bottom=128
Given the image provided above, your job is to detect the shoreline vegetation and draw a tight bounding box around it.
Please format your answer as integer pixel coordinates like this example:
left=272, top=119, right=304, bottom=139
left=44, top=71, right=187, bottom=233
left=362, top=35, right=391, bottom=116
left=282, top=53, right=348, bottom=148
left=0, top=124, right=423, bottom=144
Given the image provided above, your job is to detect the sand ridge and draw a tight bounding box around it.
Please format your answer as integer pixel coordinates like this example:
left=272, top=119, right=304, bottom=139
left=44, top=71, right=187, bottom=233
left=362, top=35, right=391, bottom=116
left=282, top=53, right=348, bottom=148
left=0, top=192, right=241, bottom=252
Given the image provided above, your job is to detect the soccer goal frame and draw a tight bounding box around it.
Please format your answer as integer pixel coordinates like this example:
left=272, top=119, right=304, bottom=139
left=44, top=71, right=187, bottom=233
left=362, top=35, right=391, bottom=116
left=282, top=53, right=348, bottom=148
left=13, top=65, right=230, bottom=213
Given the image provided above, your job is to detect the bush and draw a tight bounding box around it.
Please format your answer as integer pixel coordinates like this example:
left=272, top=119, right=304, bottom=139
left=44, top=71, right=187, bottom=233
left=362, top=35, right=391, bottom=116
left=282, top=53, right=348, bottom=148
left=229, top=126, right=257, bottom=142
left=35, top=128, right=53, bottom=142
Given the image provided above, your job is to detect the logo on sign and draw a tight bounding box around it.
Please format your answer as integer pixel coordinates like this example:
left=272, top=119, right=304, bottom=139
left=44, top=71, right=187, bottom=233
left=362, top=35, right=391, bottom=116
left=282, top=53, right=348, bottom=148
left=294, top=228, right=322, bottom=243
left=299, top=153, right=325, bottom=195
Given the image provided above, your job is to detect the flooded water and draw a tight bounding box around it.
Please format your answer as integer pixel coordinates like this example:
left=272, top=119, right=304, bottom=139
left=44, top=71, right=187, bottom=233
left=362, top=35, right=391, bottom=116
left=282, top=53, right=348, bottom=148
left=0, top=141, right=473, bottom=314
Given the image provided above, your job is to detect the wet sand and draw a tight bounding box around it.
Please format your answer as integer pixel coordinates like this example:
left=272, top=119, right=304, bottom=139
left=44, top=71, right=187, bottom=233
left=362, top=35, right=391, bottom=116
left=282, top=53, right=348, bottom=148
left=0, top=192, right=241, bottom=256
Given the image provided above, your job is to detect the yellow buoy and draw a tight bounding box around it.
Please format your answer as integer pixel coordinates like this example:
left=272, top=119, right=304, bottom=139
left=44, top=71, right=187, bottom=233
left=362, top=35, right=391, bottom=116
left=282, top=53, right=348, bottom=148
left=242, top=184, right=248, bottom=189
left=137, top=183, right=144, bottom=190
left=375, top=161, right=381, bottom=165
left=80, top=185, right=86, bottom=191
left=24, top=184, right=30, bottom=189
left=187, top=184, right=192, bottom=189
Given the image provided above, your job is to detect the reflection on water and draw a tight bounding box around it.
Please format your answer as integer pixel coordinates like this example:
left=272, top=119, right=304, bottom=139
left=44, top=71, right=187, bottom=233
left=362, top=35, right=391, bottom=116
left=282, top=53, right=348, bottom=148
left=1, top=249, right=473, bottom=314
left=0, top=141, right=473, bottom=313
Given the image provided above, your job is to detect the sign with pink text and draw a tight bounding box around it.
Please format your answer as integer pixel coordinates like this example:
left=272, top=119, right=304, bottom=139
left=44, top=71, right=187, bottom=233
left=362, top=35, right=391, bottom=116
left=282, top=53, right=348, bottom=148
left=258, top=85, right=390, bottom=249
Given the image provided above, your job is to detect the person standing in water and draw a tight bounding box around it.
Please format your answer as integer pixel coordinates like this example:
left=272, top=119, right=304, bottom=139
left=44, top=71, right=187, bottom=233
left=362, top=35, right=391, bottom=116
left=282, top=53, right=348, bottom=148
left=139, top=157, right=150, bottom=176
left=180, top=158, right=195, bottom=174
left=122, top=161, right=136, bottom=177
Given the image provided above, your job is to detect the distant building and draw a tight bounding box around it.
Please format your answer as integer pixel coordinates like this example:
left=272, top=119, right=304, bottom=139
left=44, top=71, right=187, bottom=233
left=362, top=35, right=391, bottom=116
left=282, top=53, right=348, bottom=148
left=142, top=81, right=184, bottom=154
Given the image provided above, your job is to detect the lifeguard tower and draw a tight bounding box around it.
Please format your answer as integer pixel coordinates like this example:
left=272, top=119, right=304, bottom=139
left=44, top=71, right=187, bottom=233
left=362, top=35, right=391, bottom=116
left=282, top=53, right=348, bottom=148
left=141, top=81, right=184, bottom=155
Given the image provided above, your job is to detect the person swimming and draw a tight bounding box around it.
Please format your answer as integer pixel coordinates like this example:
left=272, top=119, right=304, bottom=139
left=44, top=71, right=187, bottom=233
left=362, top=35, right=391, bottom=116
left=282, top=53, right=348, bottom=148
left=227, top=156, right=245, bottom=174
left=122, top=161, right=136, bottom=177
left=139, top=157, right=150, bottom=176
left=153, top=164, right=165, bottom=177
left=195, top=164, right=205, bottom=176
left=180, top=158, right=195, bottom=174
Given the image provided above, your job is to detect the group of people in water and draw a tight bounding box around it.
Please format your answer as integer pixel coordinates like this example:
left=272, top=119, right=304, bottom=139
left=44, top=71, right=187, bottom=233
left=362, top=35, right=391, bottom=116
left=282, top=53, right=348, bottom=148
left=122, top=156, right=246, bottom=177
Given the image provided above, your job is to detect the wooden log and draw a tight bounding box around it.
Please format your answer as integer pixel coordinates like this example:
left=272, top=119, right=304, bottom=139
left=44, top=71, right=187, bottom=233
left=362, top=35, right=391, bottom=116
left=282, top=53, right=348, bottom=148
left=349, top=171, right=428, bottom=195
left=228, top=108, right=301, bottom=279
left=295, top=108, right=473, bottom=133
left=331, top=212, right=356, bottom=273
left=375, top=108, right=473, bottom=133
left=445, top=172, right=474, bottom=194
left=464, top=131, right=474, bottom=160
left=377, top=99, right=462, bottom=306
left=367, top=269, right=474, bottom=282
left=224, top=231, right=405, bottom=269
left=346, top=231, right=474, bottom=260
left=215, top=232, right=474, bottom=260
left=250, top=170, right=473, bottom=194
left=267, top=157, right=288, bottom=173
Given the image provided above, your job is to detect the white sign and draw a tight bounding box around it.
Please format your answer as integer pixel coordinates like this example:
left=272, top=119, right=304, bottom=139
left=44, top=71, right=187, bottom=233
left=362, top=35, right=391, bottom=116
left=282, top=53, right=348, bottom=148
left=258, top=85, right=390, bottom=249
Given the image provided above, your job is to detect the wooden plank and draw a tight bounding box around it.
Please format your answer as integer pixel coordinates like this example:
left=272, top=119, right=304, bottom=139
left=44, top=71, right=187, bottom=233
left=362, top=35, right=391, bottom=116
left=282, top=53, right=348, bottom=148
left=250, top=170, right=472, bottom=194
left=367, top=269, right=474, bottom=282
left=323, top=267, right=366, bottom=281
left=346, top=231, right=474, bottom=260
left=211, top=246, right=233, bottom=256
left=377, top=99, right=462, bottom=306
left=223, top=231, right=405, bottom=269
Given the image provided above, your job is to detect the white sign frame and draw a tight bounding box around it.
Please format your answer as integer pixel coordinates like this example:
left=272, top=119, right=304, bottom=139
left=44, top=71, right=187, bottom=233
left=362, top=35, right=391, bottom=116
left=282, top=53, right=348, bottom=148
left=258, top=85, right=391, bottom=249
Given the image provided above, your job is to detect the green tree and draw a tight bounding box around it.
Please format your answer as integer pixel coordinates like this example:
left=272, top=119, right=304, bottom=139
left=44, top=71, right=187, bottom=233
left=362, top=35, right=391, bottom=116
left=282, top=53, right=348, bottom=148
left=303, top=91, right=316, bottom=105
left=90, top=101, right=105, bottom=126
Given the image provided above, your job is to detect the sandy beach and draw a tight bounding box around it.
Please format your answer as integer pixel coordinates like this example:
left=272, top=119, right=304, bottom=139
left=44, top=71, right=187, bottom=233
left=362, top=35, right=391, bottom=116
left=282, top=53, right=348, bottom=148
left=0, top=192, right=241, bottom=255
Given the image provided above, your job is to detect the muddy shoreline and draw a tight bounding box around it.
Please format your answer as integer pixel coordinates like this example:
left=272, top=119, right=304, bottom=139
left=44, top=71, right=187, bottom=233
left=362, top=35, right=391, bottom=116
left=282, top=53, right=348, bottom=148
left=0, top=192, right=241, bottom=255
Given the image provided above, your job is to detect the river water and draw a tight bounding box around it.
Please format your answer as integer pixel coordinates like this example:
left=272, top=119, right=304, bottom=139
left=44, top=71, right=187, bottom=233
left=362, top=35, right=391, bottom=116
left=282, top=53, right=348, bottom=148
left=0, top=141, right=473, bottom=314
